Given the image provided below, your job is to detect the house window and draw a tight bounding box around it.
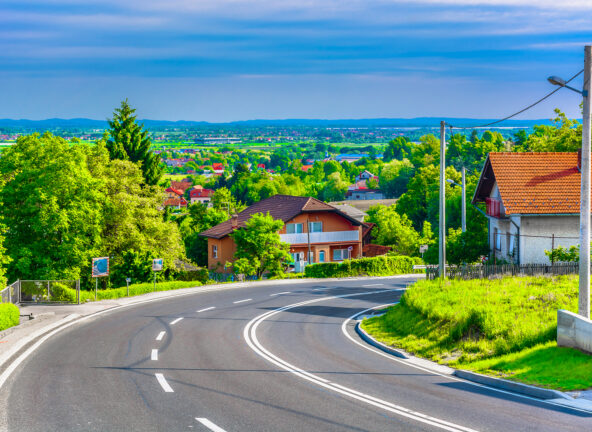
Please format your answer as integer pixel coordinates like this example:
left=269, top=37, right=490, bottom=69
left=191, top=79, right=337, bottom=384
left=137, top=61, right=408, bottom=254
left=286, top=223, right=303, bottom=234
left=308, top=221, right=323, bottom=233
left=319, top=251, right=326, bottom=263
left=333, top=249, right=349, bottom=261
left=494, top=228, right=501, bottom=250
left=212, top=245, right=218, bottom=258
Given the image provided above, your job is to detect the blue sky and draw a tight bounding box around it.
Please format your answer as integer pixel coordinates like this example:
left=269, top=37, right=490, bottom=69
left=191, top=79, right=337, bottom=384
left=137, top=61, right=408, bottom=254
left=1, top=0, right=591, bottom=121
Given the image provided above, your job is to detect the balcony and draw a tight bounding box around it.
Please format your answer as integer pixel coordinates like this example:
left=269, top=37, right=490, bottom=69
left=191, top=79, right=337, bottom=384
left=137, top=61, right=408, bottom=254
left=279, top=230, right=359, bottom=245
left=486, top=197, right=503, bottom=218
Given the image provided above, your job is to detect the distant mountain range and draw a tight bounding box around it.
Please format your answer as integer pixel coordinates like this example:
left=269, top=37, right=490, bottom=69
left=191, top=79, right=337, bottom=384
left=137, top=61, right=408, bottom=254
left=0, top=117, right=558, bottom=129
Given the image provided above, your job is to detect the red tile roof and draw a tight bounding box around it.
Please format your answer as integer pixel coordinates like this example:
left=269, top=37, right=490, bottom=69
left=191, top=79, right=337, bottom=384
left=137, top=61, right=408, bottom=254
left=199, top=194, right=362, bottom=239
left=190, top=188, right=214, bottom=198
left=170, top=180, right=192, bottom=192
left=212, top=163, right=224, bottom=171
left=165, top=187, right=184, bottom=196
left=164, top=197, right=188, bottom=207
left=473, top=152, right=581, bottom=215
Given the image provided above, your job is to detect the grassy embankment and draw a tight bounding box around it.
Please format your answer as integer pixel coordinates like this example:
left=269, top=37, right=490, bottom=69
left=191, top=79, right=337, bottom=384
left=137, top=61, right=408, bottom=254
left=0, top=303, right=19, bottom=331
left=361, top=276, right=592, bottom=391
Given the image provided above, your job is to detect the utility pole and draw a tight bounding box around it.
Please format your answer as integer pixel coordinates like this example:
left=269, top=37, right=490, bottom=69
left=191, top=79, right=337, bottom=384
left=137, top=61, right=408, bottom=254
left=439, top=121, right=446, bottom=279
left=580, top=45, right=592, bottom=319
left=461, top=166, right=466, bottom=233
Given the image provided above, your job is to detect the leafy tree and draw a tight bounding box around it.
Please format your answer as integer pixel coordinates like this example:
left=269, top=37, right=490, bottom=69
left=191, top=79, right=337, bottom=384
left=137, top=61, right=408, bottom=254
left=366, top=205, right=421, bottom=256
left=379, top=158, right=415, bottom=198
left=383, top=137, right=412, bottom=162
left=319, top=171, right=349, bottom=202
left=178, top=204, right=228, bottom=266
left=106, top=99, right=163, bottom=185
left=522, top=109, right=581, bottom=152
left=230, top=212, right=291, bottom=278
left=545, top=245, right=579, bottom=263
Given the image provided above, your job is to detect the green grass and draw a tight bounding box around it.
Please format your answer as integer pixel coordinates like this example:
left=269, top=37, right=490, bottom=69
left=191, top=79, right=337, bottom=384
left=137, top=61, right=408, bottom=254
left=0, top=303, right=19, bottom=331
left=361, top=276, right=592, bottom=391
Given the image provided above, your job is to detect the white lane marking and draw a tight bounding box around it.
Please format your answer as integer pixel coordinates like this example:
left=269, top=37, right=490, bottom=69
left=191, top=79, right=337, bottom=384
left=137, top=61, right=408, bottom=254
left=195, top=418, right=227, bottom=432
left=197, top=307, right=216, bottom=313
left=156, top=331, right=166, bottom=341
left=244, top=290, right=479, bottom=432
left=170, top=317, right=184, bottom=325
left=270, top=291, right=291, bottom=296
left=195, top=417, right=226, bottom=432
left=151, top=349, right=158, bottom=361
left=155, top=373, right=174, bottom=392
left=233, top=298, right=252, bottom=304
left=362, top=283, right=384, bottom=287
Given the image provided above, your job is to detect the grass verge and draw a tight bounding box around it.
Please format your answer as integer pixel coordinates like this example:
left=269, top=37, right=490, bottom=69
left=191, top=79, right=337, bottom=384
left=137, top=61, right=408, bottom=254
left=360, top=275, right=592, bottom=391
left=0, top=303, right=19, bottom=331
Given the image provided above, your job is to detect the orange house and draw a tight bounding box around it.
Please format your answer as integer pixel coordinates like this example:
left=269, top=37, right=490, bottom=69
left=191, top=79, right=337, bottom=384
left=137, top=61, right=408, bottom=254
left=199, top=195, right=367, bottom=273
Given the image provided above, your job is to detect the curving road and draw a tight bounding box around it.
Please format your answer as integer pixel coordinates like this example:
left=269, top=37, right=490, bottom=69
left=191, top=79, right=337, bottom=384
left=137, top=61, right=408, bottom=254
left=1, top=277, right=591, bottom=431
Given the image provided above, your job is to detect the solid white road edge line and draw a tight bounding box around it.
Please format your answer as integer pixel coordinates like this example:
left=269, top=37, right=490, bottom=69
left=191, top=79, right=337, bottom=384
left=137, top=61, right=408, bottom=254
left=341, top=304, right=592, bottom=415
left=156, top=331, right=166, bottom=341
left=197, top=307, right=216, bottom=312
left=170, top=317, right=184, bottom=325
left=233, top=298, right=252, bottom=304
left=243, top=290, right=478, bottom=432
left=195, top=418, right=227, bottom=432
left=270, top=291, right=291, bottom=296
left=151, top=349, right=158, bottom=361
left=155, top=373, right=174, bottom=392
left=362, top=283, right=384, bottom=287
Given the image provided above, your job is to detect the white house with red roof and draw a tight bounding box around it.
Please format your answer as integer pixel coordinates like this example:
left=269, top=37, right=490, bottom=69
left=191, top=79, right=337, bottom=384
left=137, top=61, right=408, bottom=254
left=190, top=186, right=215, bottom=205
left=473, top=152, right=583, bottom=264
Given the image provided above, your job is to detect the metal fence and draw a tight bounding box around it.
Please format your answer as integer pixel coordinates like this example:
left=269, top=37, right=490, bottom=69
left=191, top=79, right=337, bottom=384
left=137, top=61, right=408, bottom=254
left=0, top=280, right=20, bottom=305
left=426, top=262, right=579, bottom=280
left=208, top=272, right=259, bottom=283
left=14, top=280, right=81, bottom=304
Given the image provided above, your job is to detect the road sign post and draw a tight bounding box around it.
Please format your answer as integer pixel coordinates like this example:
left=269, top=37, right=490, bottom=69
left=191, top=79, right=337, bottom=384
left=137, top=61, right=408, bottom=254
left=152, top=259, right=163, bottom=292
left=91, top=257, right=109, bottom=301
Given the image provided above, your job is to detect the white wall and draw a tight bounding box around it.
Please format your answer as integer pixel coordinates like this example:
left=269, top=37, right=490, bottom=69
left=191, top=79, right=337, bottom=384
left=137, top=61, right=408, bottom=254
left=520, top=215, right=579, bottom=264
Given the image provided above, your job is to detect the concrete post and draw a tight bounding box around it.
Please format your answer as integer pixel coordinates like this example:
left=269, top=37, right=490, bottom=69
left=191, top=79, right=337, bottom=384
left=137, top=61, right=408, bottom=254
left=439, top=121, right=446, bottom=279
left=580, top=45, right=592, bottom=319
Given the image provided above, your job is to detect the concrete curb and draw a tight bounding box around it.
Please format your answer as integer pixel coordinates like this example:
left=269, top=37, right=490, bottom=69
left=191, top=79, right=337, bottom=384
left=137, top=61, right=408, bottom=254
left=355, top=304, right=574, bottom=402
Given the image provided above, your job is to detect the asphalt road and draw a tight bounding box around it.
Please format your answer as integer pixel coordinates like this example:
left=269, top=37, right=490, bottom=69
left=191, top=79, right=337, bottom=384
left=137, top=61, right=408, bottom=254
left=2, top=277, right=591, bottom=431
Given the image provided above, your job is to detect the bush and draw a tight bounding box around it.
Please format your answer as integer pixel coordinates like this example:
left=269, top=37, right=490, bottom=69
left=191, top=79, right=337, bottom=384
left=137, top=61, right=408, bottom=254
left=304, top=255, right=422, bottom=278
left=75, top=280, right=203, bottom=302
left=0, top=303, right=19, bottom=331
left=51, top=282, right=78, bottom=303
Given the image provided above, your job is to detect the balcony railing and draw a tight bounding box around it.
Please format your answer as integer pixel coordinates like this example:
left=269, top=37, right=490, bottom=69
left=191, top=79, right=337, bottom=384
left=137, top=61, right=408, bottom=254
left=279, top=230, right=359, bottom=244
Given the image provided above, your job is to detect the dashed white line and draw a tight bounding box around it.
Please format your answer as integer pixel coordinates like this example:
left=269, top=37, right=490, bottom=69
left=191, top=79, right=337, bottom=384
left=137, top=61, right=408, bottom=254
left=270, top=291, right=291, bottom=296
left=197, top=306, right=216, bottom=313
left=151, top=349, right=158, bottom=361
left=233, top=298, right=252, bottom=304
left=156, top=331, right=166, bottom=341
left=362, top=283, right=385, bottom=287
left=170, top=317, right=184, bottom=325
left=312, top=288, right=326, bottom=291
left=155, top=373, right=174, bottom=392
left=195, top=418, right=227, bottom=432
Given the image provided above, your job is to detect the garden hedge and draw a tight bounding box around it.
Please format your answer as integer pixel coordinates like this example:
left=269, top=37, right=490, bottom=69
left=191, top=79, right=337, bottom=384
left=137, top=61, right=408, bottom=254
left=304, top=255, right=422, bottom=278
left=0, top=303, right=19, bottom=331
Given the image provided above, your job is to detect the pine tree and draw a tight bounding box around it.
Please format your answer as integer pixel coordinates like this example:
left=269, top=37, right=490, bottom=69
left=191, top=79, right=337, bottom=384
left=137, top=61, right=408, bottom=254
left=106, top=99, right=163, bottom=185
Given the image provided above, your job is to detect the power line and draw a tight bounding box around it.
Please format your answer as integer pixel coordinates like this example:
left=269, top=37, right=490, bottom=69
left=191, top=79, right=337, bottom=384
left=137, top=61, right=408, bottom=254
left=449, top=69, right=585, bottom=130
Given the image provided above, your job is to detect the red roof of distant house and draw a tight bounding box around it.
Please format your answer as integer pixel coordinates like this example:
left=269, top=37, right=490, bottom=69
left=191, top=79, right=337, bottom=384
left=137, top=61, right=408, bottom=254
left=170, top=180, right=192, bottom=193
left=301, top=165, right=313, bottom=172
left=212, top=163, right=224, bottom=171
left=164, top=197, right=188, bottom=207
left=165, top=187, right=184, bottom=196
left=190, top=188, right=215, bottom=198
left=473, top=152, right=582, bottom=215
left=257, top=163, right=266, bottom=169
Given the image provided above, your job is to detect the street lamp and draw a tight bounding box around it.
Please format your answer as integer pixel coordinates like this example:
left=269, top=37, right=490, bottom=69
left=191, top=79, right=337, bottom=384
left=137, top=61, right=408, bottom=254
left=547, top=46, right=591, bottom=319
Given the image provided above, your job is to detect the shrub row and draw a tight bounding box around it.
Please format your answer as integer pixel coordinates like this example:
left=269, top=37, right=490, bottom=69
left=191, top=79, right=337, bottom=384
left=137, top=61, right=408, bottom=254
left=0, top=303, right=19, bottom=331
left=304, top=255, right=423, bottom=278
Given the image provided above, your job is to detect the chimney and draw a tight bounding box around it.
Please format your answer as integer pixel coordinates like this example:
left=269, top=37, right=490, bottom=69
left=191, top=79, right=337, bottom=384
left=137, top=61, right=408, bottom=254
left=578, top=148, right=582, bottom=172
left=231, top=214, right=238, bottom=229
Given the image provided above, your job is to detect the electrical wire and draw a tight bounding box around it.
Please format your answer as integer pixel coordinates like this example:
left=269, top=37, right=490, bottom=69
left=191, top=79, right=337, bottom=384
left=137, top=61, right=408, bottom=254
left=449, top=68, right=585, bottom=130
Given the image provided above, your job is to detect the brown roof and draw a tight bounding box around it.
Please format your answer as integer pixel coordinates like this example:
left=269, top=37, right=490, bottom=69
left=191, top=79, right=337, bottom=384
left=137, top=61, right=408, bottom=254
left=473, top=152, right=581, bottom=215
left=199, top=194, right=362, bottom=239
left=164, top=197, right=188, bottom=207
left=171, top=180, right=192, bottom=193
left=363, top=244, right=391, bottom=257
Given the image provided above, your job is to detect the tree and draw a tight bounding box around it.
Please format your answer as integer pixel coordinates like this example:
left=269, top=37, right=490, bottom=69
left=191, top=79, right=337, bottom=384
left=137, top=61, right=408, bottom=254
left=366, top=205, right=421, bottom=256
left=230, top=212, right=291, bottom=278
left=383, top=137, right=412, bottom=162
left=379, top=158, right=415, bottom=198
left=522, top=109, right=581, bottom=152
left=319, top=171, right=349, bottom=202
left=178, top=204, right=228, bottom=266
left=106, top=99, right=163, bottom=185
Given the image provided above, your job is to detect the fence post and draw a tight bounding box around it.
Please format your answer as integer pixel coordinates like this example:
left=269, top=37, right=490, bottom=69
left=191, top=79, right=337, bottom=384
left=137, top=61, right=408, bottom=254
left=7, top=282, right=11, bottom=304
left=77, top=279, right=80, bottom=305
left=18, top=280, right=21, bottom=303
left=47, top=280, right=50, bottom=301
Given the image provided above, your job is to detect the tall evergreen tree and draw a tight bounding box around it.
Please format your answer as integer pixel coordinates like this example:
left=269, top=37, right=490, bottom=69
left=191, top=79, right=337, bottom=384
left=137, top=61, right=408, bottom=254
left=106, top=100, right=163, bottom=185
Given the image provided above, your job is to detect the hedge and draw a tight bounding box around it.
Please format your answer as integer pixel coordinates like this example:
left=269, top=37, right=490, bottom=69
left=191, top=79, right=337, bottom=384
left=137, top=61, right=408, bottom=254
left=304, top=255, right=423, bottom=278
left=0, top=303, right=19, bottom=331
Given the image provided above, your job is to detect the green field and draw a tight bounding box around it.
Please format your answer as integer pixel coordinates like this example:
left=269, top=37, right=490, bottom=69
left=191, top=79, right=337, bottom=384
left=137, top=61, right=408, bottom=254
left=361, top=276, right=592, bottom=391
